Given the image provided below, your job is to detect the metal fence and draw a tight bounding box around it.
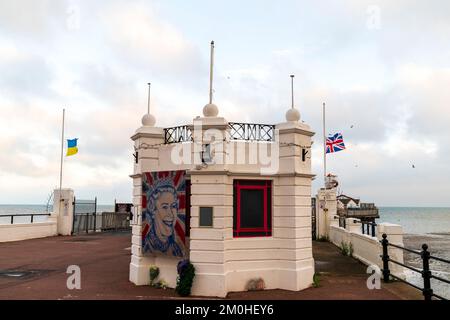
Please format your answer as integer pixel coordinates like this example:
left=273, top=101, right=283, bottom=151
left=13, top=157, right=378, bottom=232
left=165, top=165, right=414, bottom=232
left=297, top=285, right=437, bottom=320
left=380, top=233, right=450, bottom=300
left=0, top=213, right=50, bottom=224
left=101, top=212, right=131, bottom=231
left=311, top=197, right=316, bottom=240
left=72, top=197, right=97, bottom=234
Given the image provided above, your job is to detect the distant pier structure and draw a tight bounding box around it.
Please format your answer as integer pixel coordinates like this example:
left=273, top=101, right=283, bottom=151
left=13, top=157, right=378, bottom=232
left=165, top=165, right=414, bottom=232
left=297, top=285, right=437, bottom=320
left=337, top=194, right=379, bottom=222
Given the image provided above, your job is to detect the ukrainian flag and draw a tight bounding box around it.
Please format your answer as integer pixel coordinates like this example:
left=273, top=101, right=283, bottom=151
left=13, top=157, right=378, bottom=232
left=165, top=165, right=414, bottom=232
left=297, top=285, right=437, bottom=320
left=66, top=138, right=78, bottom=156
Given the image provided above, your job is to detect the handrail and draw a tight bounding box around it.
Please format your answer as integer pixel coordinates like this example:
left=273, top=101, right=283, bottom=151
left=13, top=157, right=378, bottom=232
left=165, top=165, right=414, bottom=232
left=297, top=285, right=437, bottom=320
left=429, top=254, right=450, bottom=264
left=0, top=213, right=51, bottom=224
left=387, top=242, right=422, bottom=255
left=380, top=233, right=449, bottom=300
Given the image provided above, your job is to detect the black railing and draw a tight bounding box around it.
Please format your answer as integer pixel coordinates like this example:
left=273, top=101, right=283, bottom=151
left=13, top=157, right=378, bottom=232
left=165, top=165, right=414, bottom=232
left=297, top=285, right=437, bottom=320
left=338, top=216, right=346, bottom=229
left=228, top=122, right=275, bottom=141
left=163, top=122, right=276, bottom=144
left=380, top=233, right=449, bottom=300
left=361, top=221, right=377, bottom=237
left=164, top=125, right=193, bottom=144
left=0, top=213, right=51, bottom=224
left=311, top=197, right=316, bottom=240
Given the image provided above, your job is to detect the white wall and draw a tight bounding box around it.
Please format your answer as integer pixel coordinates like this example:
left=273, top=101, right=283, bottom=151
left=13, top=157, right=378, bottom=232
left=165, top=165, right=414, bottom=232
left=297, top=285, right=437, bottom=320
left=0, top=188, right=74, bottom=243
left=0, top=220, right=57, bottom=242
left=328, top=217, right=405, bottom=278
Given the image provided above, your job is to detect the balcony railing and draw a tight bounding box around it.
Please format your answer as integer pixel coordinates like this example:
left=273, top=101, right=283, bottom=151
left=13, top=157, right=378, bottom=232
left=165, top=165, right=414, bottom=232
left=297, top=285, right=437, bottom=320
left=164, top=125, right=193, bottom=144
left=228, top=122, right=275, bottom=142
left=163, top=122, right=276, bottom=144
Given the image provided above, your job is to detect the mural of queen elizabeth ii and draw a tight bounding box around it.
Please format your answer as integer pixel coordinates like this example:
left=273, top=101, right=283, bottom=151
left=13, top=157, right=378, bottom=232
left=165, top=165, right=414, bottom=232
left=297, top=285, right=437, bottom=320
left=142, top=170, right=187, bottom=257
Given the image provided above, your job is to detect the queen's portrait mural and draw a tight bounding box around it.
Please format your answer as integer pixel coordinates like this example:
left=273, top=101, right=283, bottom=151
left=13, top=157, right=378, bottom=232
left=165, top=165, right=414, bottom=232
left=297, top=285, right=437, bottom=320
left=141, top=170, right=186, bottom=257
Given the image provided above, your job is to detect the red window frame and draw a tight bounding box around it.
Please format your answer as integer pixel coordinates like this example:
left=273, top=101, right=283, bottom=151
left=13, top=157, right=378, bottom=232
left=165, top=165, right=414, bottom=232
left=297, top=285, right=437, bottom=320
left=233, top=180, right=272, bottom=238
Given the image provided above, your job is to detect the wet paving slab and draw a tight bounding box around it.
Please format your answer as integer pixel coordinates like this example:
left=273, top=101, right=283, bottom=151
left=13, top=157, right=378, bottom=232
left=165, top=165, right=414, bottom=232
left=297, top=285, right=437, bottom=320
left=0, top=233, right=423, bottom=300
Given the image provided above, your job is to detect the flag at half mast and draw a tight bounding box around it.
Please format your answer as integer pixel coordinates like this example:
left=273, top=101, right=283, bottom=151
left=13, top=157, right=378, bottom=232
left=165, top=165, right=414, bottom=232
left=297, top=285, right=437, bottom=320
left=326, top=133, right=345, bottom=153
left=66, top=138, right=78, bottom=156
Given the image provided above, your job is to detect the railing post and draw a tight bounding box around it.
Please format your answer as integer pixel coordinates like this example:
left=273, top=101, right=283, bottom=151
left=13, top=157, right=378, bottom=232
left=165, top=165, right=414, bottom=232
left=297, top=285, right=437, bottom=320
left=381, top=233, right=390, bottom=282
left=421, top=244, right=433, bottom=301
left=371, top=224, right=375, bottom=237
left=94, top=197, right=97, bottom=232
left=361, top=222, right=364, bottom=234
left=11, top=215, right=13, bottom=224
left=31, top=214, right=34, bottom=223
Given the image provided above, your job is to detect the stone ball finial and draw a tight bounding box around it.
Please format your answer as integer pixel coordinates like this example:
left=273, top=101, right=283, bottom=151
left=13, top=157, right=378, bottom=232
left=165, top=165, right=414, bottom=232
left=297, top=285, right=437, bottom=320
left=285, top=108, right=300, bottom=122
left=141, top=113, right=156, bottom=126
left=203, top=103, right=219, bottom=117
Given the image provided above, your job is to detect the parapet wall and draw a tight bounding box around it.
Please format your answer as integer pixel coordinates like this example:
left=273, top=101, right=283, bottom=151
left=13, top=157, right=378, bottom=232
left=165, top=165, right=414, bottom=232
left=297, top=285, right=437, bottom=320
left=328, top=217, right=405, bottom=278
left=0, top=220, right=57, bottom=242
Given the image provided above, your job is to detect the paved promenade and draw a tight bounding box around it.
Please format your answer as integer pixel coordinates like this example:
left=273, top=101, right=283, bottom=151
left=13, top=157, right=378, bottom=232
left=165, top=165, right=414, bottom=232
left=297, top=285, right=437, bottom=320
left=0, top=232, right=421, bottom=300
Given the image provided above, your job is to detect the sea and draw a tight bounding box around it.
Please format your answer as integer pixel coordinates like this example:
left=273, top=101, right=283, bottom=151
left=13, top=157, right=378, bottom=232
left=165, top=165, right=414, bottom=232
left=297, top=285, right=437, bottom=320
left=0, top=205, right=449, bottom=299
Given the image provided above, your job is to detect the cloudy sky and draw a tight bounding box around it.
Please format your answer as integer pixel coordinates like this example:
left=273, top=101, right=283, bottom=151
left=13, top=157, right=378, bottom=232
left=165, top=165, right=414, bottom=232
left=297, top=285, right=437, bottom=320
left=0, top=0, right=449, bottom=206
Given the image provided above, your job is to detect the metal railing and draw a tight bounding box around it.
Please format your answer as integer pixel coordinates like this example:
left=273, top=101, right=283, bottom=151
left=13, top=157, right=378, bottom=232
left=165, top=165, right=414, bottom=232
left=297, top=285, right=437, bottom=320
left=338, top=216, right=346, bottom=229
left=361, top=221, right=377, bottom=237
left=0, top=213, right=51, bottom=224
left=72, top=197, right=97, bottom=234
left=228, top=122, right=275, bottom=141
left=101, top=212, right=131, bottom=231
left=163, top=122, right=276, bottom=144
left=380, top=233, right=450, bottom=300
left=164, top=125, right=193, bottom=144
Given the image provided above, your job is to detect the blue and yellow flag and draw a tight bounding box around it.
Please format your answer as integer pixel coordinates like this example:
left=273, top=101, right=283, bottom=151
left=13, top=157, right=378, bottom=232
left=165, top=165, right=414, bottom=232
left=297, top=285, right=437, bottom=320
left=66, top=138, right=78, bottom=156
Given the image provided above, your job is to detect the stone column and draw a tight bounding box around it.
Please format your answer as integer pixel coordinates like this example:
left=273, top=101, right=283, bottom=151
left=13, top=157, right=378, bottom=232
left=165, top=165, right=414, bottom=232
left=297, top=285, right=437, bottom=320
left=346, top=218, right=361, bottom=233
left=274, top=118, right=315, bottom=291
left=189, top=115, right=231, bottom=298
left=316, top=188, right=337, bottom=238
left=377, top=223, right=405, bottom=278
left=129, top=118, right=164, bottom=285
left=52, top=188, right=74, bottom=236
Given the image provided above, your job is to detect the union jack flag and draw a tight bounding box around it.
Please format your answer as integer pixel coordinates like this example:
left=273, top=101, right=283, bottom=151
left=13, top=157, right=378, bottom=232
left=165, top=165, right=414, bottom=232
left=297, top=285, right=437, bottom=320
left=326, top=133, right=346, bottom=153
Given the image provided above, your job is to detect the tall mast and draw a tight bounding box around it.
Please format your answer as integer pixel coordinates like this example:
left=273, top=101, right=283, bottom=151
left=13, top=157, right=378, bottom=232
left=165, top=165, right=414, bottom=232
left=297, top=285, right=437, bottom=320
left=209, top=41, right=215, bottom=104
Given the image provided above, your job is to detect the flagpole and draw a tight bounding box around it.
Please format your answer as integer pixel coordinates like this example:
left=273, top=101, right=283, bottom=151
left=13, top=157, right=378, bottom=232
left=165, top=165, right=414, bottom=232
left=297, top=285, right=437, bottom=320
left=290, top=75, right=294, bottom=108
left=323, top=102, right=326, bottom=187
left=147, top=83, right=151, bottom=114
left=59, top=108, right=65, bottom=198
left=209, top=40, right=214, bottom=104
